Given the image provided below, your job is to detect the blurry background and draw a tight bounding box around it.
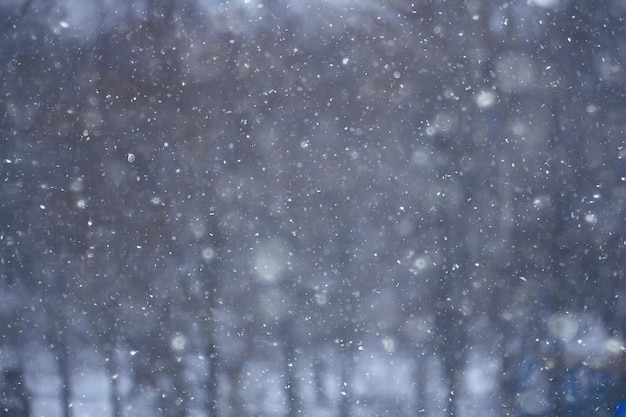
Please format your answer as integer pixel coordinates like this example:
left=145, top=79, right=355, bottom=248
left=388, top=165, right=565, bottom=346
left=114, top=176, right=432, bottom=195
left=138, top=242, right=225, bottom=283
left=1, top=0, right=626, bottom=416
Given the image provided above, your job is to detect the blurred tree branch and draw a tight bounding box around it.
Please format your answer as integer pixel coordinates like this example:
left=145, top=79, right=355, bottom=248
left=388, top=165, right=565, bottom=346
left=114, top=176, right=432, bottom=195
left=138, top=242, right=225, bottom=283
left=0, top=0, right=35, bottom=37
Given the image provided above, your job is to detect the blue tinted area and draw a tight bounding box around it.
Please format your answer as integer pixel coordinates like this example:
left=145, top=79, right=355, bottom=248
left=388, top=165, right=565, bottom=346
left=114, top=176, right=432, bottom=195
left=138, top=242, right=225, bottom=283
left=1, top=1, right=625, bottom=417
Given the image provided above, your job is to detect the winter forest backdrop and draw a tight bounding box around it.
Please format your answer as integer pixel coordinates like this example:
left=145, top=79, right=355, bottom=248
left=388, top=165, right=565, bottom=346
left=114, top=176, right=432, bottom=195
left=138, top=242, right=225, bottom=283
left=1, top=0, right=626, bottom=416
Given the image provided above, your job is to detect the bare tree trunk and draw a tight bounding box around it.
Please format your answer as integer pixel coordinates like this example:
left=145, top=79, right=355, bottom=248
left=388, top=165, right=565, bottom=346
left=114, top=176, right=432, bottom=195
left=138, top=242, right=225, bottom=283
left=173, top=358, right=190, bottom=417
left=206, top=333, right=220, bottom=417
left=226, top=367, right=245, bottom=417
left=56, top=332, right=73, bottom=417
left=338, top=348, right=352, bottom=417
left=281, top=317, right=301, bottom=417
left=438, top=312, right=465, bottom=417
left=499, top=344, right=516, bottom=417
left=102, top=342, right=123, bottom=417
left=313, top=355, right=328, bottom=406
left=434, top=208, right=469, bottom=417
left=49, top=270, right=73, bottom=417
